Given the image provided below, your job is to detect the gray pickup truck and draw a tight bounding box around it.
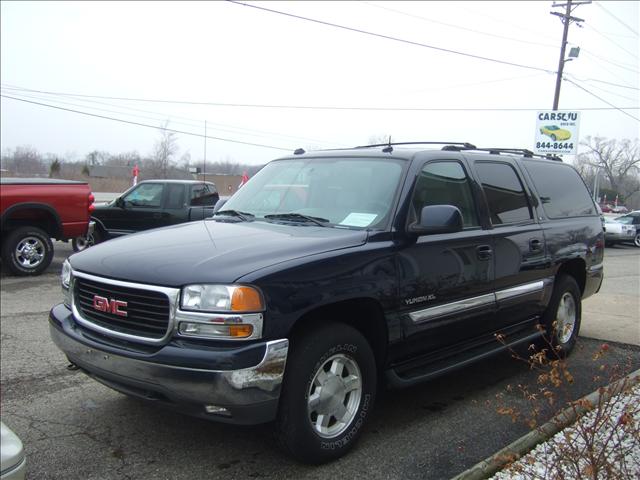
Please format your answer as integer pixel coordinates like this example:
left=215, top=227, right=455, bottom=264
left=75, top=180, right=219, bottom=250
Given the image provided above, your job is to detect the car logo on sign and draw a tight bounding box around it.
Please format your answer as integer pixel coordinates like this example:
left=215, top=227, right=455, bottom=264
left=92, top=295, right=128, bottom=317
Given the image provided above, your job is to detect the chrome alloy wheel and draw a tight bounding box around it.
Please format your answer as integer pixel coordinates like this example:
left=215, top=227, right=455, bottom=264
left=307, top=353, right=362, bottom=438
left=555, top=292, right=577, bottom=344
left=15, top=236, right=46, bottom=268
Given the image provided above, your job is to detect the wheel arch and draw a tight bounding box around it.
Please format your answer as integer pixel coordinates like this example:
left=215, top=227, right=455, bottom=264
left=556, top=258, right=587, bottom=295
left=1, top=203, right=62, bottom=239
left=288, top=297, right=389, bottom=370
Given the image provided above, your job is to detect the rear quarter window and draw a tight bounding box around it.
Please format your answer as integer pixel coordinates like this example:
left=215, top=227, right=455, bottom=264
left=523, top=161, right=596, bottom=218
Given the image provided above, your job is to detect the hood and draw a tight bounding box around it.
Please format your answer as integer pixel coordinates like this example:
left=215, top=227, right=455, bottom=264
left=70, top=219, right=367, bottom=286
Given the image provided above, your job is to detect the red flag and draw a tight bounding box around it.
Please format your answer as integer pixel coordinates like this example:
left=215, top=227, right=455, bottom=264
left=238, top=171, right=249, bottom=189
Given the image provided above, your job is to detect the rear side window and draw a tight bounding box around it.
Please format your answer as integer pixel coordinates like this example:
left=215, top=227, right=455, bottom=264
left=524, top=161, right=596, bottom=218
left=475, top=162, right=532, bottom=225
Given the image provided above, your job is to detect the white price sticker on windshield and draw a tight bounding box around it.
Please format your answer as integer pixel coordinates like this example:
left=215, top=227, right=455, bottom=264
left=339, top=213, right=378, bottom=227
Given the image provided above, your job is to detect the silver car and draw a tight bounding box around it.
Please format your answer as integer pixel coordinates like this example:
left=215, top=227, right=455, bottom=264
left=0, top=422, right=26, bottom=480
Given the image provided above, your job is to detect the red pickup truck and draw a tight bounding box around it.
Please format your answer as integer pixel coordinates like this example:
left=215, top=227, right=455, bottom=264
left=0, top=178, right=94, bottom=275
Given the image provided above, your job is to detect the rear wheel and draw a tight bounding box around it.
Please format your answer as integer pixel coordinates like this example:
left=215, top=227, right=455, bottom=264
left=1, top=226, right=53, bottom=276
left=542, top=274, right=581, bottom=357
left=634, top=233, right=640, bottom=248
left=276, top=322, right=376, bottom=464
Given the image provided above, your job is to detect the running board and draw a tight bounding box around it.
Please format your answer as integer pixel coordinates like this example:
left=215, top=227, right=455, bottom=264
left=385, top=330, right=543, bottom=389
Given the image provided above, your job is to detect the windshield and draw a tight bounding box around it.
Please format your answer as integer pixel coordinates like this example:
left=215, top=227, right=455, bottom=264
left=615, top=216, right=633, bottom=224
left=220, top=157, right=405, bottom=229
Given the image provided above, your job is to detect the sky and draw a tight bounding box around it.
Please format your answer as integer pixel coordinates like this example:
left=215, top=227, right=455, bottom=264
left=1, top=1, right=638, bottom=167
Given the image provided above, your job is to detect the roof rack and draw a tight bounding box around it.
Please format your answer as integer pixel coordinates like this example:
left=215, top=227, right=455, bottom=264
left=440, top=144, right=563, bottom=162
left=355, top=141, right=477, bottom=151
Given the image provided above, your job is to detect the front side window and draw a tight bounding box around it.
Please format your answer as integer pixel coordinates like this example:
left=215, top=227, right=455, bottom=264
left=123, top=183, right=163, bottom=208
left=166, top=184, right=186, bottom=209
left=475, top=162, right=532, bottom=225
left=412, top=161, right=478, bottom=228
left=221, top=157, right=405, bottom=229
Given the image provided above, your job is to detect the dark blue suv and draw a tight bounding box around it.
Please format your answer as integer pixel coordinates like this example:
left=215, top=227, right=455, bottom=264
left=50, top=143, right=604, bottom=463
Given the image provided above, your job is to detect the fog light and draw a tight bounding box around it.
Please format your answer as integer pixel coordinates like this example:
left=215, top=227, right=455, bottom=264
left=205, top=405, right=230, bottom=416
left=179, top=322, right=253, bottom=339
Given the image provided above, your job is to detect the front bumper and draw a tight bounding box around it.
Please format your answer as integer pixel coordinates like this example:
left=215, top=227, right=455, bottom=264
left=49, top=304, right=288, bottom=425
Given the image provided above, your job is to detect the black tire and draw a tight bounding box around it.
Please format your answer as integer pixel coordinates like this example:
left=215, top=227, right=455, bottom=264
left=72, top=228, right=102, bottom=252
left=634, top=233, right=640, bottom=248
left=1, top=226, right=54, bottom=276
left=275, top=322, right=376, bottom=464
left=542, top=274, right=581, bottom=357
left=551, top=134, right=557, bottom=141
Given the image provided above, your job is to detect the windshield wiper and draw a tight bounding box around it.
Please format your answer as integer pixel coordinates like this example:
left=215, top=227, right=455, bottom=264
left=264, top=213, right=330, bottom=226
left=213, top=210, right=254, bottom=222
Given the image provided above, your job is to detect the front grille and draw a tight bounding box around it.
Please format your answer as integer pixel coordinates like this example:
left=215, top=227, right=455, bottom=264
left=75, top=277, right=171, bottom=339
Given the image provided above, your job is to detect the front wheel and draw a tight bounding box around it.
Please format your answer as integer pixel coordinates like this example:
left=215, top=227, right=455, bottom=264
left=275, top=323, right=376, bottom=464
left=542, top=274, right=582, bottom=357
left=72, top=229, right=102, bottom=252
left=1, top=226, right=54, bottom=276
left=634, top=233, right=640, bottom=248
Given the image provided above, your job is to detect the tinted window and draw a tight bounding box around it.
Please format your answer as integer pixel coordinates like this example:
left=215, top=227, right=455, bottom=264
left=524, top=161, right=596, bottom=218
left=475, top=162, right=532, bottom=225
left=123, top=183, right=163, bottom=208
left=166, top=184, right=186, bottom=209
left=191, top=183, right=218, bottom=206
left=413, top=161, right=478, bottom=228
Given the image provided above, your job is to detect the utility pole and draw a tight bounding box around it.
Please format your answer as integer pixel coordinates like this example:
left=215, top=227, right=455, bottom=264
left=551, top=0, right=590, bottom=110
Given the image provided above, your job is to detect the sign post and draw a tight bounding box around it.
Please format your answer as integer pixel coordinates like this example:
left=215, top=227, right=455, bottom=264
left=534, top=110, right=580, bottom=156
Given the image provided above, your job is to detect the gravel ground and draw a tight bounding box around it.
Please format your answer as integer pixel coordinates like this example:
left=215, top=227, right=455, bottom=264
left=491, top=383, right=640, bottom=479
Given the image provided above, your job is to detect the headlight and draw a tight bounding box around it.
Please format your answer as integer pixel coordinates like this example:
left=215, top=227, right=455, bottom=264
left=62, top=259, right=72, bottom=288
left=181, top=285, right=264, bottom=313
left=178, top=284, right=265, bottom=340
left=61, top=259, right=72, bottom=307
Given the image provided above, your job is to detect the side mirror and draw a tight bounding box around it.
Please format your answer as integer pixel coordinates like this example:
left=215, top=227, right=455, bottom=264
left=409, top=205, right=463, bottom=235
left=115, top=197, right=125, bottom=208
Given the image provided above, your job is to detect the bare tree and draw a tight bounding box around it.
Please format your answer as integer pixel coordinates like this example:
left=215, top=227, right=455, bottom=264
left=0, top=146, right=47, bottom=175
left=152, top=121, right=179, bottom=178
left=577, top=137, right=640, bottom=207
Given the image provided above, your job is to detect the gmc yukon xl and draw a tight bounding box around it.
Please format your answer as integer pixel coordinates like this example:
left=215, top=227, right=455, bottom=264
left=49, top=143, right=604, bottom=463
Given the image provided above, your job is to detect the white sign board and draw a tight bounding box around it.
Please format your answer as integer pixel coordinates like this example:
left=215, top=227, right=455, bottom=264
left=534, top=111, right=580, bottom=155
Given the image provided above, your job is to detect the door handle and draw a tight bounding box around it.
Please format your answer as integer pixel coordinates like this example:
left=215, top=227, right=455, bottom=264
left=476, top=245, right=493, bottom=260
left=529, top=239, right=542, bottom=252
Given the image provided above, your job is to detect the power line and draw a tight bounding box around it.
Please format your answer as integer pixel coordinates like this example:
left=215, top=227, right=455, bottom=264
left=565, top=76, right=639, bottom=91
left=1, top=85, right=637, bottom=112
left=595, top=1, right=639, bottom=36
left=0, top=85, right=345, bottom=148
left=363, top=1, right=558, bottom=49
left=563, top=78, right=640, bottom=121
left=226, top=1, right=555, bottom=74
left=584, top=24, right=639, bottom=61
left=564, top=75, right=638, bottom=102
left=0, top=95, right=293, bottom=151
left=580, top=49, right=639, bottom=75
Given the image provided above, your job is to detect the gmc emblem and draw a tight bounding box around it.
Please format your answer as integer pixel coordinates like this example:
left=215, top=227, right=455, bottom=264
left=92, top=295, right=128, bottom=317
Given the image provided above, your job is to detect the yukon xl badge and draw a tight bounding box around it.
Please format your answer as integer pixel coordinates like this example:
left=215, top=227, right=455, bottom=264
left=404, top=294, right=436, bottom=306
left=92, top=295, right=128, bottom=317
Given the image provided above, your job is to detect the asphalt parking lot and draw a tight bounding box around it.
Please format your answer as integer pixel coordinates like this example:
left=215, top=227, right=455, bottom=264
left=1, top=242, right=639, bottom=479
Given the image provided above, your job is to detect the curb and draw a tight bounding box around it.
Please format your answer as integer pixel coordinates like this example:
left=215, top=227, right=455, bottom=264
left=451, top=367, right=640, bottom=480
